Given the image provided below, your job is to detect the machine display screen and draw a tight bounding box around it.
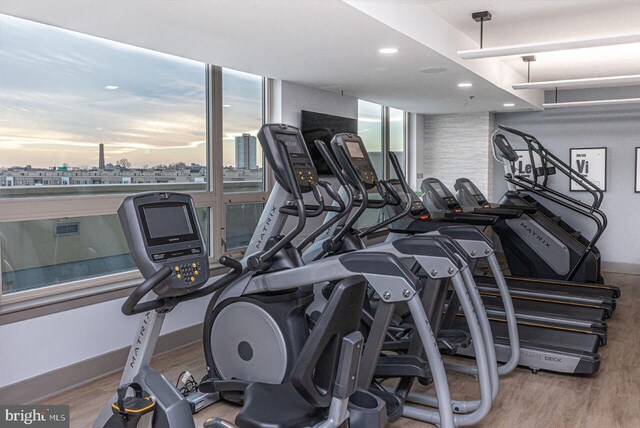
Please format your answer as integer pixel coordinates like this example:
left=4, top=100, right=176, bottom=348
left=140, top=203, right=199, bottom=246
left=276, top=132, right=305, bottom=155
left=346, top=141, right=365, bottom=158
left=463, top=181, right=478, bottom=195
left=432, top=182, right=449, bottom=199
left=144, top=205, right=193, bottom=239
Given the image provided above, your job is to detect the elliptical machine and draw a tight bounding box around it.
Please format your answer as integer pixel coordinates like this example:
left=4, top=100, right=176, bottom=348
left=202, top=124, right=466, bottom=428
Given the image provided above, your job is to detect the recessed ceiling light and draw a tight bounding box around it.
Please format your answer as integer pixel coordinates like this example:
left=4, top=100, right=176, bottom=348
left=379, top=47, right=399, bottom=54
left=503, top=103, right=515, bottom=107
left=223, top=104, right=231, bottom=108
left=104, top=85, right=119, bottom=90
left=457, top=82, right=473, bottom=88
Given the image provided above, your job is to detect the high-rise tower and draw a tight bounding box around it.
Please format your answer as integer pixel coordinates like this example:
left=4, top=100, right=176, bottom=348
left=234, top=134, right=257, bottom=169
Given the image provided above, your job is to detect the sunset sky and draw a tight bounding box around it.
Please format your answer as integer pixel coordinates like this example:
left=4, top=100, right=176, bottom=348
left=0, top=14, right=262, bottom=169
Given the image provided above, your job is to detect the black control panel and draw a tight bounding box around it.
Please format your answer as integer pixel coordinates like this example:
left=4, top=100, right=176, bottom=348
left=421, top=178, right=461, bottom=212
left=387, top=180, right=430, bottom=218
left=331, top=133, right=378, bottom=189
left=118, top=192, right=210, bottom=297
left=258, top=124, right=318, bottom=193
left=455, top=178, right=489, bottom=207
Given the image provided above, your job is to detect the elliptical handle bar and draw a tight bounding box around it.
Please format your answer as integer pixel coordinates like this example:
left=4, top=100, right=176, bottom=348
left=329, top=145, right=370, bottom=248
left=121, top=266, right=172, bottom=316
left=296, top=140, right=356, bottom=253
left=247, top=142, right=307, bottom=271
left=359, top=152, right=413, bottom=238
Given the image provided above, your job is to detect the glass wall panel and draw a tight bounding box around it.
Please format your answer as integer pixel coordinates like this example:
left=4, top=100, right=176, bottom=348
left=225, top=203, right=264, bottom=250
left=389, top=107, right=405, bottom=178
left=0, top=209, right=210, bottom=295
left=357, top=100, right=383, bottom=177
left=0, top=14, right=207, bottom=198
left=222, top=69, right=264, bottom=193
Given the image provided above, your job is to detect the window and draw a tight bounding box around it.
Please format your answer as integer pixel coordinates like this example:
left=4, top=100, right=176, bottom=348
left=356, top=102, right=406, bottom=227
left=389, top=107, right=406, bottom=177
left=0, top=15, right=270, bottom=301
left=222, top=68, right=264, bottom=193
left=224, top=203, right=264, bottom=250
left=221, top=68, right=267, bottom=253
left=0, top=14, right=207, bottom=198
left=357, top=100, right=384, bottom=177
left=0, top=209, right=210, bottom=295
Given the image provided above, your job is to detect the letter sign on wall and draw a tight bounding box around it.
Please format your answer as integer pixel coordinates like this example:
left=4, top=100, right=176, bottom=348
left=569, top=147, right=607, bottom=192
left=514, top=149, right=542, bottom=180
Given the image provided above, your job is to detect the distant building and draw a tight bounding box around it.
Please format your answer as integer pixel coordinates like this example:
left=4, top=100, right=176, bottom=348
left=235, top=133, right=257, bottom=170
left=99, top=143, right=105, bottom=170
left=0, top=164, right=262, bottom=191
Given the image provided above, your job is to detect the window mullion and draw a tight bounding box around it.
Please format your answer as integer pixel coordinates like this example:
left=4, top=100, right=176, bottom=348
left=383, top=105, right=390, bottom=179
left=209, top=65, right=225, bottom=260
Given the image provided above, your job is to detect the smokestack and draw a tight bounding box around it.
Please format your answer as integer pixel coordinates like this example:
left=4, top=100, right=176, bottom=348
left=99, top=143, right=105, bottom=169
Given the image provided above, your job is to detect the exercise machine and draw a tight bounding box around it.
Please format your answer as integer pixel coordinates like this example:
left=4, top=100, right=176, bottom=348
left=93, top=192, right=244, bottom=427
left=202, top=124, right=479, bottom=427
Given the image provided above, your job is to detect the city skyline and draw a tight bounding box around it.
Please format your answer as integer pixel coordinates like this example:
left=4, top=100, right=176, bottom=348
left=0, top=14, right=263, bottom=169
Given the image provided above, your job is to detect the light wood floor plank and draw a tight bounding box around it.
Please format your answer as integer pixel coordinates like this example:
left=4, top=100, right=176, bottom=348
left=43, top=273, right=639, bottom=427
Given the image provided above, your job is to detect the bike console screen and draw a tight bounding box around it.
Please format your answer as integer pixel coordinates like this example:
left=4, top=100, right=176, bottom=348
left=119, top=192, right=210, bottom=296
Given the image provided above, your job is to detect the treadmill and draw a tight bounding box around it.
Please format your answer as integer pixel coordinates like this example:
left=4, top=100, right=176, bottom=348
left=453, top=176, right=619, bottom=308
left=380, top=179, right=604, bottom=374
left=420, top=177, right=614, bottom=324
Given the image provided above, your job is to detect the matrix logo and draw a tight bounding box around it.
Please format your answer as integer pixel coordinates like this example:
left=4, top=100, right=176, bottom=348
left=0, top=405, right=69, bottom=427
left=519, top=221, right=552, bottom=248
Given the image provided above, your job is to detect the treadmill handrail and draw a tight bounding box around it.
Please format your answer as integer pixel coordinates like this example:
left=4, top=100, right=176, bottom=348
left=498, top=125, right=604, bottom=210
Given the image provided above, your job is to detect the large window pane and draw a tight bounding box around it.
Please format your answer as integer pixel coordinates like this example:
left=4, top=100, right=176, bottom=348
left=0, top=15, right=207, bottom=198
left=0, top=208, right=210, bottom=295
left=389, top=107, right=405, bottom=178
left=225, top=203, right=264, bottom=250
left=358, top=100, right=383, bottom=177
left=222, top=69, right=264, bottom=193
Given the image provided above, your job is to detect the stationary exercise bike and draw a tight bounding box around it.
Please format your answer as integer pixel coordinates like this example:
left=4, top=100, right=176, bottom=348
left=92, top=192, right=245, bottom=427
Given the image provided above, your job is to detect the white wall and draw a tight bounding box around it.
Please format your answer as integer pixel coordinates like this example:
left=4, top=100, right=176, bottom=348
left=0, top=81, right=359, bottom=390
left=419, top=112, right=495, bottom=196
left=494, top=89, right=640, bottom=272
left=0, top=294, right=210, bottom=388
left=275, top=80, right=358, bottom=125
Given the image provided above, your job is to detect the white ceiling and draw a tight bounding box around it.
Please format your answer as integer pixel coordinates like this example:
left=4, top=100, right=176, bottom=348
left=1, top=1, right=638, bottom=114
left=0, top=0, right=538, bottom=114
left=426, top=0, right=640, bottom=82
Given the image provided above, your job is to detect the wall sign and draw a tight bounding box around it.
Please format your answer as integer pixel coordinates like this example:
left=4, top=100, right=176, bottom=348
left=514, top=149, right=542, bottom=180
left=569, top=147, right=607, bottom=192
left=635, top=148, right=640, bottom=193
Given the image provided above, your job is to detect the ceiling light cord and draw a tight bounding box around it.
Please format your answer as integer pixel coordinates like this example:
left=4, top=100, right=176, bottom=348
left=480, top=18, right=484, bottom=49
